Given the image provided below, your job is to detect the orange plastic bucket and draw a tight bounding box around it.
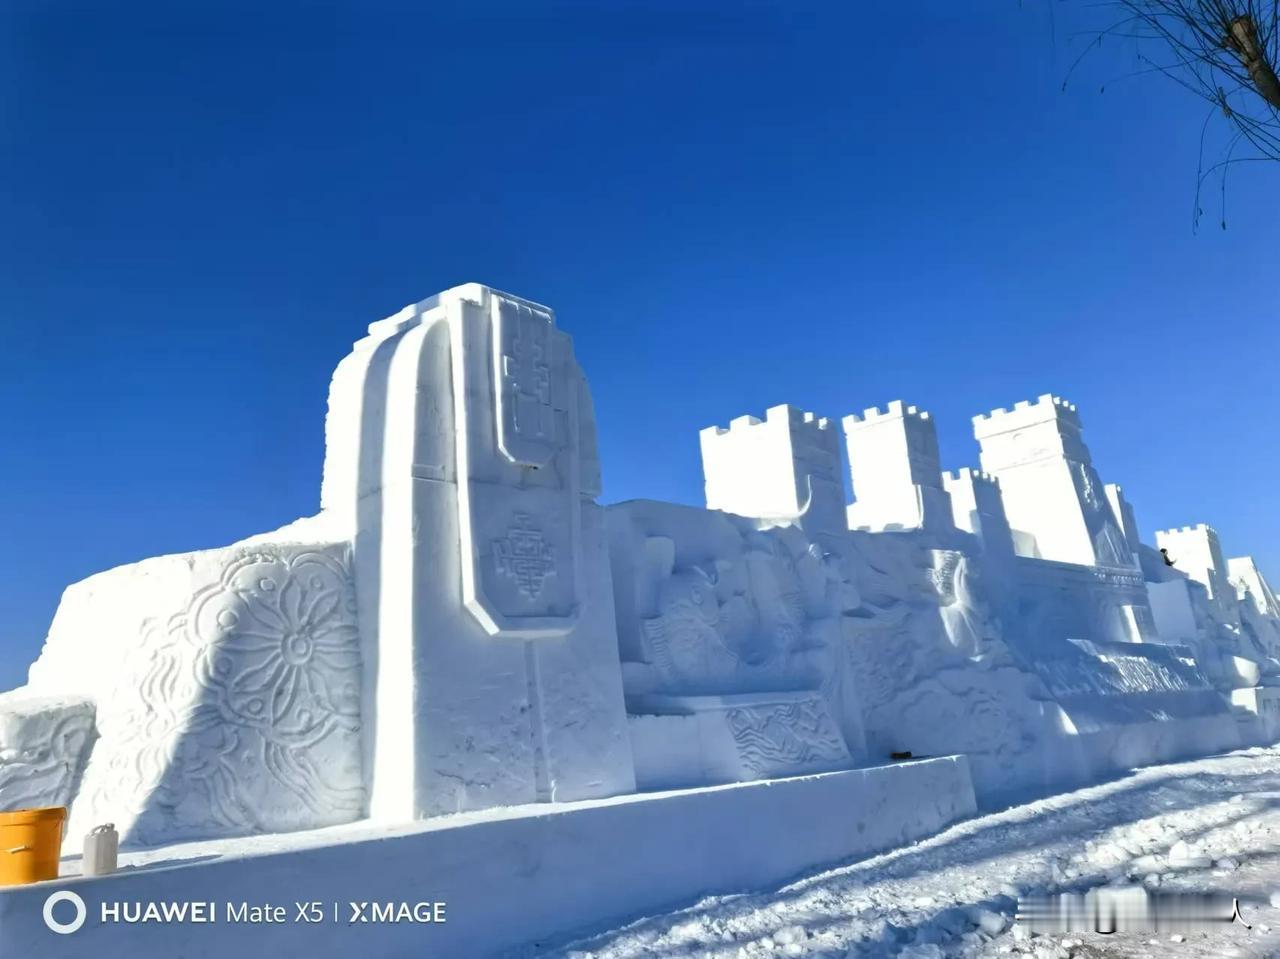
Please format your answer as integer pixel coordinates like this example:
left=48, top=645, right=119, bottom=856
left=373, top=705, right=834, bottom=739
left=0, top=807, right=66, bottom=885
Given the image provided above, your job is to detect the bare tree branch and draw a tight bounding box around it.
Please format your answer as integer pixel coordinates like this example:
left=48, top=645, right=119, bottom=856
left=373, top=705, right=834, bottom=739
left=1063, top=0, right=1278, bottom=227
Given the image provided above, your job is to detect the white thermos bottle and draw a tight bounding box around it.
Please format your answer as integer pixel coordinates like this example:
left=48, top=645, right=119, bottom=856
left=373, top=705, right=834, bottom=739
left=83, top=823, right=118, bottom=877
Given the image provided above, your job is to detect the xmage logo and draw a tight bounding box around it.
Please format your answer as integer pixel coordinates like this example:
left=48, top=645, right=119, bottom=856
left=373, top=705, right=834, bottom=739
left=43, top=890, right=87, bottom=935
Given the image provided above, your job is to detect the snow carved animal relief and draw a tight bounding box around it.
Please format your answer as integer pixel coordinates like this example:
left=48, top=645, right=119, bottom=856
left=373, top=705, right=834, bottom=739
left=635, top=534, right=832, bottom=694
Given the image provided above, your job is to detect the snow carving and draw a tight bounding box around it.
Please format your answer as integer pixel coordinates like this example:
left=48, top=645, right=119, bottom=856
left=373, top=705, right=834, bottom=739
left=638, top=549, right=815, bottom=685
left=492, top=514, right=556, bottom=599
left=625, top=689, right=853, bottom=788
left=639, top=566, right=728, bottom=679
left=804, top=527, right=1059, bottom=797
left=633, top=534, right=830, bottom=693
left=1032, top=638, right=1211, bottom=700
left=724, top=698, right=850, bottom=777
left=68, top=546, right=363, bottom=846
left=193, top=551, right=361, bottom=733
left=1017, top=557, right=1157, bottom=647
left=876, top=670, right=1041, bottom=788
left=610, top=502, right=865, bottom=785
left=0, top=696, right=95, bottom=812
left=932, top=550, right=999, bottom=658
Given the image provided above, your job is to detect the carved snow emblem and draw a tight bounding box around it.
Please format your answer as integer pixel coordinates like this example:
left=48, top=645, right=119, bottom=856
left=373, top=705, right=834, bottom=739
left=493, top=514, right=555, bottom=599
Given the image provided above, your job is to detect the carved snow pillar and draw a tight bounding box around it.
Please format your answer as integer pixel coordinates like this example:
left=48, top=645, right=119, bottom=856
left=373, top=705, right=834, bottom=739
left=322, top=283, right=635, bottom=820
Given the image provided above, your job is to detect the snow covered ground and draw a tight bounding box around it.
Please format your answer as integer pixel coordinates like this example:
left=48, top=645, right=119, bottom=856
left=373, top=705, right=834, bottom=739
left=532, top=746, right=1280, bottom=959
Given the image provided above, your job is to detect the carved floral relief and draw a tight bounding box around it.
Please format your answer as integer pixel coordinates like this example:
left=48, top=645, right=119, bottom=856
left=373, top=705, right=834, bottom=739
left=71, top=547, right=364, bottom=845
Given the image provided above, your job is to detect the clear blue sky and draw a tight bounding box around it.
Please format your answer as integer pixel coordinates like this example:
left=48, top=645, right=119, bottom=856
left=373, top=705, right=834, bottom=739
left=2, top=2, right=1277, bottom=690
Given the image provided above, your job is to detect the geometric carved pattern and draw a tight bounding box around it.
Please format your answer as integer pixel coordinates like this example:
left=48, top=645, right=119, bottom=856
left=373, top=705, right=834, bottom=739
left=492, top=514, right=555, bottom=600
left=71, top=547, right=364, bottom=846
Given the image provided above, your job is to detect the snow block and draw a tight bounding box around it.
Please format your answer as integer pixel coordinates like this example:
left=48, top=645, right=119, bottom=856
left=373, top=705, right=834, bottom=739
left=0, top=755, right=976, bottom=959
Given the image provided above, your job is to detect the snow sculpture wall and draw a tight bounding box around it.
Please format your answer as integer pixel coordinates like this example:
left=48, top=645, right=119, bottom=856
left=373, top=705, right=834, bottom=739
left=693, top=389, right=1264, bottom=798
left=681, top=403, right=1056, bottom=797
left=0, top=284, right=638, bottom=848
left=3, top=279, right=1279, bottom=868
left=319, top=284, right=635, bottom=819
left=21, top=538, right=365, bottom=847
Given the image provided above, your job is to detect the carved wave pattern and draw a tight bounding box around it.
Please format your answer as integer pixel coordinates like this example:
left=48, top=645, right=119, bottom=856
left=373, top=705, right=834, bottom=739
left=75, top=548, right=364, bottom=845
left=724, top=699, right=849, bottom=777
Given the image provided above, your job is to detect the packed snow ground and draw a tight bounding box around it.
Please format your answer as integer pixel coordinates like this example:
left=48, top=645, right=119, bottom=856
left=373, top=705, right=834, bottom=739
left=530, top=746, right=1280, bottom=959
